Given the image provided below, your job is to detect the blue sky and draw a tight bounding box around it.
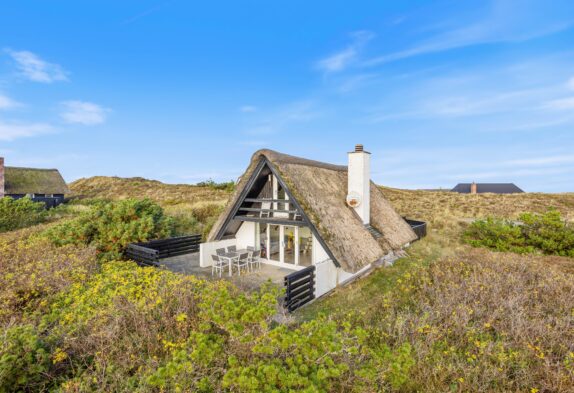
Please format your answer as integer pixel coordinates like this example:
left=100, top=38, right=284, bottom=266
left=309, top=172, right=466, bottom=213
left=1, top=0, right=573, bottom=192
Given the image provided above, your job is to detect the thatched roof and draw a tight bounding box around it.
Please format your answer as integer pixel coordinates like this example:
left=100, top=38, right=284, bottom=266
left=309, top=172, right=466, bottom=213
left=4, top=167, right=69, bottom=194
left=208, top=149, right=417, bottom=273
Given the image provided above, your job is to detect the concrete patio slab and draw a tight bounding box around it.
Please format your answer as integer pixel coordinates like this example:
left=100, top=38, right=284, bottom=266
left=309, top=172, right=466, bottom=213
left=159, top=252, right=294, bottom=291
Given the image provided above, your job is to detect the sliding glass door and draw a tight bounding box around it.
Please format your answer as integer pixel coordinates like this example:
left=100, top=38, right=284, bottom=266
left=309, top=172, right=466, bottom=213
left=269, top=224, right=281, bottom=262
left=259, top=223, right=311, bottom=267
left=283, top=226, right=296, bottom=264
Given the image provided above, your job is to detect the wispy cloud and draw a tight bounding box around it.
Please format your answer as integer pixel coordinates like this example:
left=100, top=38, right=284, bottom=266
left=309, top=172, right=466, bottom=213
left=316, top=31, right=374, bottom=73
left=363, top=2, right=574, bottom=66
left=567, top=77, right=574, bottom=90
left=5, top=49, right=68, bottom=83
left=543, top=96, right=574, bottom=110
left=60, top=101, right=109, bottom=125
left=0, top=121, right=53, bottom=141
left=0, top=94, right=21, bottom=110
left=121, top=1, right=174, bottom=25
left=240, top=105, right=258, bottom=113
left=245, top=100, right=321, bottom=136
left=504, top=155, right=574, bottom=167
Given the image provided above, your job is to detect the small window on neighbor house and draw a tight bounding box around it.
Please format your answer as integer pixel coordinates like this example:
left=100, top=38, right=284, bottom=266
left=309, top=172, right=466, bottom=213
left=45, top=194, right=53, bottom=198
left=26, top=193, right=34, bottom=198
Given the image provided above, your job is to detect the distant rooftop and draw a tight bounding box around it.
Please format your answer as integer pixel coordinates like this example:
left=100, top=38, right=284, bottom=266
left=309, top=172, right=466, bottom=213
left=452, top=183, right=524, bottom=194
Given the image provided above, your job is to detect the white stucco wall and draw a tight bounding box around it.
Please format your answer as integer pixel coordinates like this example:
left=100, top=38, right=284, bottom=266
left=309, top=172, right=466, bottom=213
left=314, top=259, right=338, bottom=297
left=235, top=221, right=256, bottom=250
left=311, top=235, right=338, bottom=297
left=312, top=235, right=329, bottom=264
left=199, top=238, right=236, bottom=267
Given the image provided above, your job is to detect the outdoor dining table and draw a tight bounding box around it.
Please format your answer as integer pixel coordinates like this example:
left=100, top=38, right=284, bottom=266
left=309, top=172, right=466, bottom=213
left=219, top=249, right=250, bottom=277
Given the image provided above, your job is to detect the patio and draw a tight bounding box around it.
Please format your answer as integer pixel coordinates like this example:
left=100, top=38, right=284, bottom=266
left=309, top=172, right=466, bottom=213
left=159, top=252, right=294, bottom=291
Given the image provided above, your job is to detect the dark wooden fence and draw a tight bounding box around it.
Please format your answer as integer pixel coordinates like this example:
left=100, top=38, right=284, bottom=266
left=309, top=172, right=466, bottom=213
left=284, top=265, right=315, bottom=312
left=404, top=218, right=427, bottom=240
left=125, top=244, right=160, bottom=266
left=125, top=234, right=201, bottom=266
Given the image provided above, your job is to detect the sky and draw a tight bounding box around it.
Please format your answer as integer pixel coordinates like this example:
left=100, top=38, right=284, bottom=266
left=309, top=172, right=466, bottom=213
left=1, top=0, right=574, bottom=192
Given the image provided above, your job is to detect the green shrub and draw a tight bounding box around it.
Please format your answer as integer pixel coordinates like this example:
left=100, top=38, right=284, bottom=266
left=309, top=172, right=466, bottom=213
left=0, top=197, right=47, bottom=232
left=463, top=210, right=574, bottom=257
left=0, top=324, right=51, bottom=392
left=196, top=179, right=235, bottom=192
left=44, top=198, right=174, bottom=261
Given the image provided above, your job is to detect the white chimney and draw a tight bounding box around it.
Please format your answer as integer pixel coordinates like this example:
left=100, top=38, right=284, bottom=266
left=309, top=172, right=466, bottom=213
left=347, top=144, right=370, bottom=224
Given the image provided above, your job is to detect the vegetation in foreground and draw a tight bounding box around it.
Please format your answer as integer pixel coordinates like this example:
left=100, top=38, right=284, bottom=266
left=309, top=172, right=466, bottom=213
left=1, top=228, right=414, bottom=392
left=1, top=178, right=573, bottom=392
left=464, top=210, right=574, bottom=257
left=0, top=197, right=47, bottom=232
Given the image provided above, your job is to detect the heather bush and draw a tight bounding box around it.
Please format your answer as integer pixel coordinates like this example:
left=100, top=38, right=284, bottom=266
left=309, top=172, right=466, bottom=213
left=196, top=179, right=236, bottom=192
left=0, top=261, right=410, bottom=392
left=0, top=324, right=51, bottom=392
left=464, top=210, right=574, bottom=257
left=44, top=198, right=174, bottom=261
left=0, top=234, right=97, bottom=324
left=0, top=196, right=47, bottom=232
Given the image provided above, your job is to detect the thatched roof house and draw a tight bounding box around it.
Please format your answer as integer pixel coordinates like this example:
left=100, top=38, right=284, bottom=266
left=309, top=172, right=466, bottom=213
left=4, top=167, right=69, bottom=195
left=207, top=147, right=417, bottom=277
left=0, top=157, right=69, bottom=207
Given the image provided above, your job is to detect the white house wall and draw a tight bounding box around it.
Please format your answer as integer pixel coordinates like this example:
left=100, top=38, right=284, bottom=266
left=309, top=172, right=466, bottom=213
left=311, top=234, right=338, bottom=297
left=235, top=221, right=256, bottom=250
left=312, top=234, right=329, bottom=264
left=199, top=238, right=236, bottom=267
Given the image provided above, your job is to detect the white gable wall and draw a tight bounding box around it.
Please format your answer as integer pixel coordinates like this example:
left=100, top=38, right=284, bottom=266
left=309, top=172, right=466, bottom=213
left=236, top=221, right=256, bottom=250
left=199, top=238, right=236, bottom=267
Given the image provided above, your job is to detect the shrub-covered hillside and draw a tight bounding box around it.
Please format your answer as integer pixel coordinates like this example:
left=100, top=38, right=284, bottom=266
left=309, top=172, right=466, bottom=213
left=69, top=176, right=233, bottom=206
left=70, top=176, right=235, bottom=238
left=1, top=179, right=573, bottom=391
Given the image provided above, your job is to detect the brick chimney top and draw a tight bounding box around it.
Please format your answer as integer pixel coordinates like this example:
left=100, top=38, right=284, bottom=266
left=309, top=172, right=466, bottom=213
left=355, top=144, right=364, bottom=152
left=470, top=182, right=478, bottom=194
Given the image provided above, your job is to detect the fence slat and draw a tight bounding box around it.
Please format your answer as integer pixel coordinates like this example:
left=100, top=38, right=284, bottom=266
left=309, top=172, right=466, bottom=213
left=125, top=234, right=200, bottom=266
left=404, top=218, right=427, bottom=240
left=284, top=265, right=315, bottom=312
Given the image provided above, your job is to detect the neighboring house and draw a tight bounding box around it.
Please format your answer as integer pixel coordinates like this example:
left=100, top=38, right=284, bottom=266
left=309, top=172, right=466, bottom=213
left=200, top=145, right=418, bottom=298
left=451, top=182, right=524, bottom=194
left=0, top=157, right=70, bottom=208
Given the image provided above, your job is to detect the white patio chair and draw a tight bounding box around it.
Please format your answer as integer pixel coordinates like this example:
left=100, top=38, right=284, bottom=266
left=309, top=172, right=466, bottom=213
left=211, top=254, right=226, bottom=277
left=227, top=245, right=237, bottom=253
left=234, top=252, right=249, bottom=276
left=215, top=248, right=226, bottom=256
left=248, top=249, right=261, bottom=271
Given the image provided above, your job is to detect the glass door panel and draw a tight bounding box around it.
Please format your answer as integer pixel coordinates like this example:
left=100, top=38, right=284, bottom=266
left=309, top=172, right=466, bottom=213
left=269, top=225, right=280, bottom=262
left=298, top=227, right=313, bottom=266
left=283, top=226, right=296, bottom=264
left=258, top=223, right=268, bottom=259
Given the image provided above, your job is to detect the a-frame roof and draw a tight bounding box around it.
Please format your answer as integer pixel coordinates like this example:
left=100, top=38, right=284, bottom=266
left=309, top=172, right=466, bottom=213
left=208, top=149, right=417, bottom=273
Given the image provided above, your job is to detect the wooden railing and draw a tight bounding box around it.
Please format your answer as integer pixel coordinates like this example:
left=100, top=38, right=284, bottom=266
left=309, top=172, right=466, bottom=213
left=125, top=234, right=201, bottom=266
left=125, top=244, right=160, bottom=266
left=284, top=265, right=315, bottom=312
left=404, top=218, right=427, bottom=240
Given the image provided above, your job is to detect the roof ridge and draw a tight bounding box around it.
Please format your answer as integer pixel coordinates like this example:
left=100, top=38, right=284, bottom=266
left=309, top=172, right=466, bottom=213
left=253, top=149, right=347, bottom=172
left=5, top=166, right=60, bottom=171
